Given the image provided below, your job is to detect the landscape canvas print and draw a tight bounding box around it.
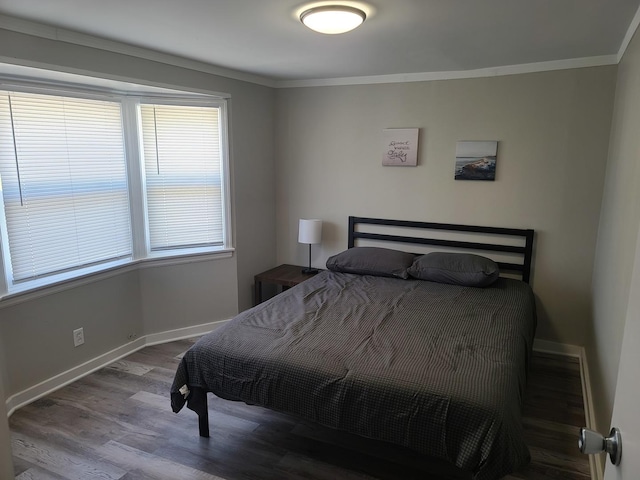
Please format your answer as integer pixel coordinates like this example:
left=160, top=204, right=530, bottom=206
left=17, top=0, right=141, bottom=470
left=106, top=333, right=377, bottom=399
left=455, top=141, right=497, bottom=180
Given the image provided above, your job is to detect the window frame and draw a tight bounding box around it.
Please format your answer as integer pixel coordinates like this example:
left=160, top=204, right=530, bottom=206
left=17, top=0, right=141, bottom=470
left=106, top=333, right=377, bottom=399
left=0, top=80, right=233, bottom=301
left=134, top=97, right=231, bottom=258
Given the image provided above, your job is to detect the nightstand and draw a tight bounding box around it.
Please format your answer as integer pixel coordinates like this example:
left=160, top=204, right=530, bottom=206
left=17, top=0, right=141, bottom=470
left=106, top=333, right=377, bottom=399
left=254, top=264, right=321, bottom=306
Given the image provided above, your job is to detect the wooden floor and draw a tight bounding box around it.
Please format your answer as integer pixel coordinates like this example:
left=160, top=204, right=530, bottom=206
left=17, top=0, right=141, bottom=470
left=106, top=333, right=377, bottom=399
left=9, top=339, right=590, bottom=480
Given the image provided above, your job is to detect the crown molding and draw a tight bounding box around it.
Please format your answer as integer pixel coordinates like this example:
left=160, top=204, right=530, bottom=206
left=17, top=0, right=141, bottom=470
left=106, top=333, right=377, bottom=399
left=0, top=14, right=277, bottom=88
left=0, top=9, right=636, bottom=91
left=617, top=3, right=640, bottom=63
left=275, top=55, right=618, bottom=89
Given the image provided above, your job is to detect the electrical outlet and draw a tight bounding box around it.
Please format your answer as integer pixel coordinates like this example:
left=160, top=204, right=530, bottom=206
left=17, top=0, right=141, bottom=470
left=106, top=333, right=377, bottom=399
left=73, top=327, right=84, bottom=347
left=127, top=332, right=137, bottom=341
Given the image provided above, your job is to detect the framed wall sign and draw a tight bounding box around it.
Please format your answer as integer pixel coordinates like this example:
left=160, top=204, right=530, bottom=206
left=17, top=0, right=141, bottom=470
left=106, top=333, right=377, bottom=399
left=382, top=128, right=419, bottom=166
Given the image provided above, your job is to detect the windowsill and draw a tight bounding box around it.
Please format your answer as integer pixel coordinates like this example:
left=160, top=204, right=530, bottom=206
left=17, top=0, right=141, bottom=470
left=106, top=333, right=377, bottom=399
left=0, top=247, right=235, bottom=308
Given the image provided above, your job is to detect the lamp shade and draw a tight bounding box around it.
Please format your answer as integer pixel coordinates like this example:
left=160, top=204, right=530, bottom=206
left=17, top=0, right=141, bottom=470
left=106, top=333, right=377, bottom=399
left=298, top=219, right=323, bottom=244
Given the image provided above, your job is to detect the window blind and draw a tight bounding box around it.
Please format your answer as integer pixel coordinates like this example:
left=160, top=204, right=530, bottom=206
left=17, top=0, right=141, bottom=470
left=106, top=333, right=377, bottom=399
left=0, top=91, right=132, bottom=283
left=140, top=104, right=223, bottom=251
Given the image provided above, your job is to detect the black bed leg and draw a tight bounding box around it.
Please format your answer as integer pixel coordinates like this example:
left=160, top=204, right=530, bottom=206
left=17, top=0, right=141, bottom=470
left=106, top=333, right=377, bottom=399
left=198, top=406, right=210, bottom=437
left=184, top=386, right=210, bottom=438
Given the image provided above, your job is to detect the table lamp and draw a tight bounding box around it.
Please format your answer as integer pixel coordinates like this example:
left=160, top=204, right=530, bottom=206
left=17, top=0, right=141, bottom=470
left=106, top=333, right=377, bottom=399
left=298, top=219, right=323, bottom=274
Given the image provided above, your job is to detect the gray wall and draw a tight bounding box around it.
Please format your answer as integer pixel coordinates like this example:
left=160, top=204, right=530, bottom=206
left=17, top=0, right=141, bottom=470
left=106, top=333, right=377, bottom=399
left=1, top=271, right=143, bottom=395
left=275, top=67, right=617, bottom=347
left=589, top=27, right=640, bottom=434
left=1, top=19, right=638, bottom=475
left=0, top=339, right=13, bottom=478
left=140, top=260, right=239, bottom=335
left=0, top=27, right=276, bottom=399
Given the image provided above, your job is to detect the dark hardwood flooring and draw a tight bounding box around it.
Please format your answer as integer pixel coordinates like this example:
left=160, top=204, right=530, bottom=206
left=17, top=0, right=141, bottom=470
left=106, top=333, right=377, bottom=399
left=9, top=339, right=590, bottom=480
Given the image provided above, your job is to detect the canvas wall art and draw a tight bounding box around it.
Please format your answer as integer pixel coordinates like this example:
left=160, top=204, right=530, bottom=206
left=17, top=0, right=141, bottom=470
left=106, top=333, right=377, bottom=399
left=455, top=141, right=497, bottom=180
left=382, top=128, right=419, bottom=166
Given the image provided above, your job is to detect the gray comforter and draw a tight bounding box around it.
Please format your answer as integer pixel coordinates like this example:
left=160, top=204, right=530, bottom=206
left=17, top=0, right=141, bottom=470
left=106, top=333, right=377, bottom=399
left=171, top=271, right=537, bottom=480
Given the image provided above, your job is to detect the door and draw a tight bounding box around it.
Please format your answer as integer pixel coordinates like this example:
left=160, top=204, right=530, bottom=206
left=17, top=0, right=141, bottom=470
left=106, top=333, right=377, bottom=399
left=604, top=224, right=640, bottom=479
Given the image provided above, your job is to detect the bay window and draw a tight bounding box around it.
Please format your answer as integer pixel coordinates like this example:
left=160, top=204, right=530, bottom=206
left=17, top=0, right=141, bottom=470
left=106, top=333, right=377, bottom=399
left=0, top=84, right=230, bottom=297
left=140, top=103, right=224, bottom=251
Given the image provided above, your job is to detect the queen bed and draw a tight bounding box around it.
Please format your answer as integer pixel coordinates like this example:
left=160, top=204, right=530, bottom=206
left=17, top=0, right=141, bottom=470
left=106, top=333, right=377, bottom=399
left=170, top=216, right=536, bottom=480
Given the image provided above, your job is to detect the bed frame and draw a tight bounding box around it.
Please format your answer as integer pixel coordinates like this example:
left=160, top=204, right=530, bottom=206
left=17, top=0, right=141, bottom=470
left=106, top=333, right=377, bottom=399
left=185, top=216, right=535, bottom=439
left=348, top=216, right=535, bottom=283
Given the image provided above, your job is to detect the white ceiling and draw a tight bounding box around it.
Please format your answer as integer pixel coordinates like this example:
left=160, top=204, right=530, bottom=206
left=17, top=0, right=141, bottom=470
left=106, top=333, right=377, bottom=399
left=0, top=0, right=639, bottom=85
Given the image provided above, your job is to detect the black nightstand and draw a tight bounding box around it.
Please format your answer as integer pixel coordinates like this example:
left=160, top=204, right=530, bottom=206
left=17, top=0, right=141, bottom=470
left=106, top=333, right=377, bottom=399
left=254, top=264, right=321, bottom=306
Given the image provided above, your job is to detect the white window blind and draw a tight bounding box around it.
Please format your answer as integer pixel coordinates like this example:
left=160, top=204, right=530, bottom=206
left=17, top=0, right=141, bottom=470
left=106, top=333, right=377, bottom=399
left=0, top=91, right=132, bottom=283
left=140, top=103, right=223, bottom=251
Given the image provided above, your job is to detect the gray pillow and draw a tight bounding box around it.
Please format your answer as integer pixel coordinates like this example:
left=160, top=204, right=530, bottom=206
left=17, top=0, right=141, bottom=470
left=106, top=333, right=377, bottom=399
left=326, top=247, right=415, bottom=279
left=407, top=252, right=499, bottom=287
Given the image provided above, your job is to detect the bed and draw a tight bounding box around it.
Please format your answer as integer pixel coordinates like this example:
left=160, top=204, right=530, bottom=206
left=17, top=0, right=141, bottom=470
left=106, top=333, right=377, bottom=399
left=171, top=216, right=537, bottom=480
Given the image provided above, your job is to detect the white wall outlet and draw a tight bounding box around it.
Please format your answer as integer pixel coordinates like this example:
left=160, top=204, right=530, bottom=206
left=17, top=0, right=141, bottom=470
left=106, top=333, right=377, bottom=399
left=73, top=327, right=85, bottom=347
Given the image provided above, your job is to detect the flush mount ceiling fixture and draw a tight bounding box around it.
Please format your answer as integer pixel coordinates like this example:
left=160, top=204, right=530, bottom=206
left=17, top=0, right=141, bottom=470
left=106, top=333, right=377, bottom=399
left=300, top=5, right=366, bottom=34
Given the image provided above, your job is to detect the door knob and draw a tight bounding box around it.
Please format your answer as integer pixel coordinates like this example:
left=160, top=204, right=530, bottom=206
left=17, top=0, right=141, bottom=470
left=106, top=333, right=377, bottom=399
left=578, top=427, right=622, bottom=466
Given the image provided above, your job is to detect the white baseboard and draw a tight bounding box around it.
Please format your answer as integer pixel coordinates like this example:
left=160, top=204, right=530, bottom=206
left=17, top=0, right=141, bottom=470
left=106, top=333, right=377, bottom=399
left=5, top=318, right=231, bottom=417
left=532, top=339, right=601, bottom=480
left=533, top=338, right=582, bottom=357
left=5, top=331, right=604, bottom=480
left=578, top=348, right=604, bottom=480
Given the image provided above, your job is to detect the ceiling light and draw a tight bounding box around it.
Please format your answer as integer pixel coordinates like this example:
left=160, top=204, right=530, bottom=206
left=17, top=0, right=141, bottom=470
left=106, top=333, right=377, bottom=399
left=300, top=5, right=366, bottom=34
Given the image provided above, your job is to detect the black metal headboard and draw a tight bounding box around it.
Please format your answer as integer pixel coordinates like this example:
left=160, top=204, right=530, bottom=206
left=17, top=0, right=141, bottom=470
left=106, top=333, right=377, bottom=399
left=348, top=216, right=535, bottom=284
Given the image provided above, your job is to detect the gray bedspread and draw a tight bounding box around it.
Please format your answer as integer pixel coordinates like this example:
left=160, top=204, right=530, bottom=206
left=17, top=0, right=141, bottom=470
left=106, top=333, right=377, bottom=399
left=171, top=271, right=537, bottom=480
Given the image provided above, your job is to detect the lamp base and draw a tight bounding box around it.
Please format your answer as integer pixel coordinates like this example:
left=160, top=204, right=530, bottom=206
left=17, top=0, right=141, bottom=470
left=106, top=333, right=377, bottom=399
left=301, top=267, right=319, bottom=274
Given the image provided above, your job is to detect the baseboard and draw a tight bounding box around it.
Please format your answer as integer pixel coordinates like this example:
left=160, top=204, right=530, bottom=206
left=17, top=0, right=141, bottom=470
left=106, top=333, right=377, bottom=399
left=5, top=331, right=604, bottom=480
left=532, top=339, right=601, bottom=480
left=578, top=348, right=604, bottom=480
left=532, top=338, right=582, bottom=357
left=5, top=318, right=231, bottom=417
